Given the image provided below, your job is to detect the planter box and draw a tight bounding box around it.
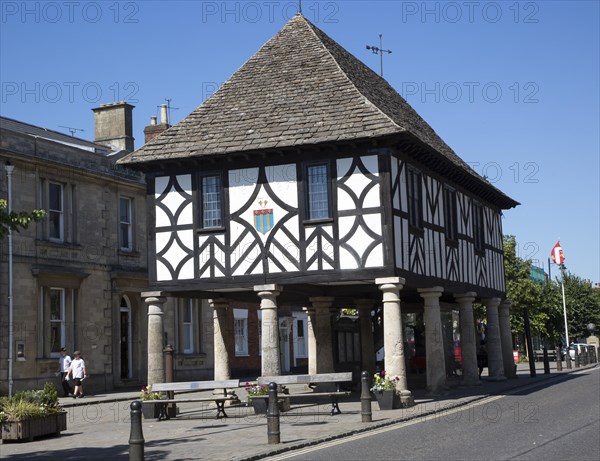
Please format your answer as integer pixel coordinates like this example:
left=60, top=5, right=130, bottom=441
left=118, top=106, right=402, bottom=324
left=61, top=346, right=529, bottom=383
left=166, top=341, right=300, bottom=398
left=1, top=412, right=67, bottom=442
left=251, top=398, right=268, bottom=415
left=141, top=402, right=162, bottom=419
left=374, top=390, right=395, bottom=410
left=249, top=397, right=291, bottom=415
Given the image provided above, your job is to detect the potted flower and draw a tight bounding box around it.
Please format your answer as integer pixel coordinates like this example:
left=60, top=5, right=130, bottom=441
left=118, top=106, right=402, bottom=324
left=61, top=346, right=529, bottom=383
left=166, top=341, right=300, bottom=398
left=245, top=382, right=269, bottom=415
left=0, top=382, right=67, bottom=442
left=139, top=385, right=164, bottom=419
left=370, top=371, right=399, bottom=410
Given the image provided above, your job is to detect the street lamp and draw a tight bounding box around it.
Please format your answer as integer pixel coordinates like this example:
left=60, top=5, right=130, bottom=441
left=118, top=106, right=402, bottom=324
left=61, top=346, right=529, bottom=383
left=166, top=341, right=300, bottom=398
left=587, top=323, right=596, bottom=335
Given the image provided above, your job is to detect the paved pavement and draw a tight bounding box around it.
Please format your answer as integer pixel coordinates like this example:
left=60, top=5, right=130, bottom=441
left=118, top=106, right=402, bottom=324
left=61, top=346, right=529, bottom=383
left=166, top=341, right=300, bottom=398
left=1, top=362, right=597, bottom=460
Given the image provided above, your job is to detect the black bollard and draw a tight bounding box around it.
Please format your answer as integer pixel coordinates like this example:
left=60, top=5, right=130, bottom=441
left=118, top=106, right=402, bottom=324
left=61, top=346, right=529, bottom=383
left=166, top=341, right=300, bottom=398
left=555, top=347, right=563, bottom=371
left=267, top=382, right=280, bottom=445
left=543, top=347, right=550, bottom=374
left=360, top=371, right=372, bottom=423
left=523, top=308, right=536, bottom=377
left=129, top=400, right=145, bottom=461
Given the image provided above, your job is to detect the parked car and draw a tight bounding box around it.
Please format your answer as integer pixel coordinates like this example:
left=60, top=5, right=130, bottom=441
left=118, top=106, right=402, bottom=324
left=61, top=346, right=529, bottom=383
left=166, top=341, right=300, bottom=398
left=568, top=343, right=589, bottom=360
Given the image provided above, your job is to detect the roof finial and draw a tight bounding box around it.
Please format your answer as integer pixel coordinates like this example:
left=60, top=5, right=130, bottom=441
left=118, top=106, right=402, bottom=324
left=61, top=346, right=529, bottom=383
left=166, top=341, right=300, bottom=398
left=298, top=0, right=302, bottom=15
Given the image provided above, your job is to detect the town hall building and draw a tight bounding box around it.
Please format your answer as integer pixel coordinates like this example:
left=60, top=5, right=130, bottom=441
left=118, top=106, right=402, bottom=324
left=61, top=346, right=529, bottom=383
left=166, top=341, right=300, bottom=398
left=119, top=13, right=519, bottom=404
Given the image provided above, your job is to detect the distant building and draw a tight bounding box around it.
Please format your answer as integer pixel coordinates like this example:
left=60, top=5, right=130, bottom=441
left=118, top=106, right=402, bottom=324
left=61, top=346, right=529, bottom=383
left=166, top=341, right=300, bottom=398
left=120, top=14, right=519, bottom=398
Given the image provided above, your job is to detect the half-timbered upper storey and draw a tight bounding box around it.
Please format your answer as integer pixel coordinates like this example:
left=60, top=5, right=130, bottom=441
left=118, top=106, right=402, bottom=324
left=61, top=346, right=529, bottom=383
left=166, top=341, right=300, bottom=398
left=119, top=14, right=518, bottom=303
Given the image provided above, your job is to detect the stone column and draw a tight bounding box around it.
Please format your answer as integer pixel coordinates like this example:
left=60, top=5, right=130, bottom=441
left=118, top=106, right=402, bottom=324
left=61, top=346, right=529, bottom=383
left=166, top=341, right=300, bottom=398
left=309, top=297, right=336, bottom=374
left=210, top=299, right=230, bottom=380
left=418, top=287, right=446, bottom=394
left=303, top=306, right=317, bottom=375
left=144, top=292, right=167, bottom=386
left=255, top=285, right=282, bottom=376
left=498, top=299, right=516, bottom=378
left=454, top=292, right=480, bottom=386
left=483, top=297, right=506, bottom=380
left=356, top=299, right=376, bottom=375
left=376, top=277, right=414, bottom=406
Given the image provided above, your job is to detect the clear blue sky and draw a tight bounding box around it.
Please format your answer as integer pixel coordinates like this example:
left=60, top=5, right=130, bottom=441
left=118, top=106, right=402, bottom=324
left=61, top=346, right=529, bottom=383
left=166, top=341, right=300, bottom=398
left=1, top=1, right=598, bottom=284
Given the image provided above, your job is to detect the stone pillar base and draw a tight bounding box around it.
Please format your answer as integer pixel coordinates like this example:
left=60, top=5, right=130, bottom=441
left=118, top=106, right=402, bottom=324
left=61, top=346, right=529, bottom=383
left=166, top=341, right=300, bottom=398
left=398, top=390, right=415, bottom=408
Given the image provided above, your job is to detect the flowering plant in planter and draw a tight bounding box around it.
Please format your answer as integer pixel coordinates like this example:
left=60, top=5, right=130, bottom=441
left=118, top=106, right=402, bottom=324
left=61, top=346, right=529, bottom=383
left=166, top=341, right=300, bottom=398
left=139, top=385, right=163, bottom=401
left=370, top=371, right=399, bottom=392
left=244, top=382, right=268, bottom=404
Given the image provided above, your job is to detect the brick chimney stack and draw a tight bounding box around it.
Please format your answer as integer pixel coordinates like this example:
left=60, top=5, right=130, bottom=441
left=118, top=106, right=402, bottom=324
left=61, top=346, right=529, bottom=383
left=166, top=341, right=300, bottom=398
left=92, top=102, right=135, bottom=152
left=144, top=104, right=171, bottom=144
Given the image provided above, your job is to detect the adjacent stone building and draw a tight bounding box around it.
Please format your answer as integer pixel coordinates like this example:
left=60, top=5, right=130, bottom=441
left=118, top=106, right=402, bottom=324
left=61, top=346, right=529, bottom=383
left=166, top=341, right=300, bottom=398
left=0, top=105, right=216, bottom=395
left=119, top=14, right=519, bottom=401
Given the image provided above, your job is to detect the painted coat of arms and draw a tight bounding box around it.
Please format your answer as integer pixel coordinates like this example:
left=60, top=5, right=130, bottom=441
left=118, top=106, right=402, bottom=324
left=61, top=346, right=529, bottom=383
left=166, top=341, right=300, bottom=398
left=254, top=199, right=274, bottom=234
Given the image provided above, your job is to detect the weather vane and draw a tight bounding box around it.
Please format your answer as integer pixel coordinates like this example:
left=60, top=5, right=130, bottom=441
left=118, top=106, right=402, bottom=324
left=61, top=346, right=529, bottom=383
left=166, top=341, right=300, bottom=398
left=366, top=34, right=392, bottom=77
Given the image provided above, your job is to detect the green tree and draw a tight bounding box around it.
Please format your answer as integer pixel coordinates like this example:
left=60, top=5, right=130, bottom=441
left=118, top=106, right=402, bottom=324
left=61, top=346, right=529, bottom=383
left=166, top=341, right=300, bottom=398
left=0, top=199, right=45, bottom=240
left=558, top=271, right=600, bottom=341
left=503, top=235, right=556, bottom=338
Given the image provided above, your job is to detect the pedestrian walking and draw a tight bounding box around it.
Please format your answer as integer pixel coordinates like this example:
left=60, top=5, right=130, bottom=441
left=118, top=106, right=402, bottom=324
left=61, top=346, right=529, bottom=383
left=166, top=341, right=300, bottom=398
left=57, top=347, right=73, bottom=397
left=68, top=350, right=87, bottom=398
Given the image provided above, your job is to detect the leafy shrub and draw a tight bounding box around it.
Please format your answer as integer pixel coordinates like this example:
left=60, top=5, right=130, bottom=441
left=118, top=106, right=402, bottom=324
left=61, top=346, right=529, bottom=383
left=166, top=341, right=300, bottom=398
left=0, top=382, right=61, bottom=422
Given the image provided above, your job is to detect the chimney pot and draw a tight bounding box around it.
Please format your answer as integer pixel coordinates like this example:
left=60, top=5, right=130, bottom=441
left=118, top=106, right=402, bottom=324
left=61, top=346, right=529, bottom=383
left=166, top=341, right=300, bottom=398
left=150, top=116, right=157, bottom=126
left=160, top=104, right=169, bottom=125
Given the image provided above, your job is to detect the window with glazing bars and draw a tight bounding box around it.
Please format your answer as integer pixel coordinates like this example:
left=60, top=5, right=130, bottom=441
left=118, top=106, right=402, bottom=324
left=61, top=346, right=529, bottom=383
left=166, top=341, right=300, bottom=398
left=306, top=164, right=330, bottom=220
left=444, top=188, right=457, bottom=242
left=119, top=197, right=132, bottom=250
left=473, top=202, right=485, bottom=252
left=201, top=174, right=222, bottom=228
left=408, top=169, right=423, bottom=229
left=48, top=182, right=64, bottom=241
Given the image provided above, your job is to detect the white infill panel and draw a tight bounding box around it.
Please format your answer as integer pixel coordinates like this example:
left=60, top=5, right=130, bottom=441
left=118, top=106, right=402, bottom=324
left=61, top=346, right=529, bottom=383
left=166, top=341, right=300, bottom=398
left=362, top=214, right=383, bottom=267
left=229, top=168, right=259, bottom=212
left=155, top=232, right=172, bottom=281
left=363, top=182, right=381, bottom=208
left=169, top=229, right=194, bottom=280
left=155, top=206, right=170, bottom=229
left=339, top=216, right=360, bottom=269
left=266, top=164, right=297, bottom=207
left=267, top=216, right=300, bottom=274
left=231, top=225, right=262, bottom=276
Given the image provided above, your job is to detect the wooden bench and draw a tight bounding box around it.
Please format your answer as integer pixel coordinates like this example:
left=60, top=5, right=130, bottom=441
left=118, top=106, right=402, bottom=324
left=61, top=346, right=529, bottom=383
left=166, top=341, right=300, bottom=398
left=148, top=379, right=240, bottom=420
left=253, top=372, right=353, bottom=416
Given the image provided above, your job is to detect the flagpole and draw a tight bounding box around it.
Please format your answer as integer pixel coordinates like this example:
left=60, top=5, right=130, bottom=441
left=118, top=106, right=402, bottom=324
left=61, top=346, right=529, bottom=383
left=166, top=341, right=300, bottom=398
left=561, top=265, right=569, bottom=346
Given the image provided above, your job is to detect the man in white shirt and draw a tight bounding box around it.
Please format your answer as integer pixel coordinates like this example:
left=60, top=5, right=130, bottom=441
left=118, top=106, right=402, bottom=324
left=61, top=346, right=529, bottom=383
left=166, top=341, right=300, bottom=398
left=68, top=350, right=87, bottom=398
left=57, top=347, right=72, bottom=397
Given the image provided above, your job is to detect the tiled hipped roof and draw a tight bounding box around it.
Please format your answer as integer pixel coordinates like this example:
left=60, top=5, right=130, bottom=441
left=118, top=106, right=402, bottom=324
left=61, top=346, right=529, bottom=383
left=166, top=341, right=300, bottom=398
left=119, top=14, right=518, bottom=209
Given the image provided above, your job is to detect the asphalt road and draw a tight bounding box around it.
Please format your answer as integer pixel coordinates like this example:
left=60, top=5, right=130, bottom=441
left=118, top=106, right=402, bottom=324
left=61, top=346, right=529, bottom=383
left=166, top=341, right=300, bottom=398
left=270, top=367, right=600, bottom=461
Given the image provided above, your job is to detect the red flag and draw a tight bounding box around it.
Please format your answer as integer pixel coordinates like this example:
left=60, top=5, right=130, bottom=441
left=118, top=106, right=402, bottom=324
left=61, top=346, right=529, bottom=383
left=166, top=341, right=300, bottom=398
left=550, top=241, right=565, bottom=265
